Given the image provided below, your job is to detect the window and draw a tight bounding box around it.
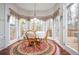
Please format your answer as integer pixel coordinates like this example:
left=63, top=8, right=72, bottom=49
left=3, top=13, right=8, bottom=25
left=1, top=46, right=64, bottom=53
left=68, top=4, right=78, bottom=26
left=19, top=18, right=26, bottom=36
left=9, top=15, right=16, bottom=25
left=67, top=4, right=79, bottom=52
left=9, top=15, right=17, bottom=40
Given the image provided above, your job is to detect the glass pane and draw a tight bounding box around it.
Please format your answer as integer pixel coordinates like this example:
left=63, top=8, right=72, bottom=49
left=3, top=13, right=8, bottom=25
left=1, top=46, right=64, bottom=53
left=67, top=4, right=79, bottom=52
left=9, top=15, right=16, bottom=40
left=53, top=16, right=60, bottom=42
left=19, top=18, right=26, bottom=36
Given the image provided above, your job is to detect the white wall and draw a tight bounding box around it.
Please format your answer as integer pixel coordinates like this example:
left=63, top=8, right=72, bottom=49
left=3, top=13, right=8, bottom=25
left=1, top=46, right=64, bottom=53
left=1, top=3, right=20, bottom=50
left=0, top=4, right=5, bottom=50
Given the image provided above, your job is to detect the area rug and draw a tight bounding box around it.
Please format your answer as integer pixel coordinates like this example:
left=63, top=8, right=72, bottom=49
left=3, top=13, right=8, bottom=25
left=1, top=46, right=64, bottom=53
left=10, top=40, right=58, bottom=55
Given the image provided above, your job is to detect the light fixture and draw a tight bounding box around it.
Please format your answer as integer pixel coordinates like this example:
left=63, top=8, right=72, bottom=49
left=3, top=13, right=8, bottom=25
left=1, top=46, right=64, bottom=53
left=33, top=3, right=38, bottom=21
left=30, top=3, right=40, bottom=30
left=31, top=3, right=39, bottom=23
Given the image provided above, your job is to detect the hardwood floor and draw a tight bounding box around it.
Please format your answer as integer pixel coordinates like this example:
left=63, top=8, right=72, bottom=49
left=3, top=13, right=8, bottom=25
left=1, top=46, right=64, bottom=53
left=52, top=41, right=70, bottom=55
left=0, top=40, right=70, bottom=55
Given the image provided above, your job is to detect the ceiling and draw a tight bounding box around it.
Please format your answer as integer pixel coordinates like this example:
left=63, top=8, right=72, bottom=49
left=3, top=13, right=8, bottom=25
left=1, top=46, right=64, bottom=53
left=15, top=3, right=56, bottom=11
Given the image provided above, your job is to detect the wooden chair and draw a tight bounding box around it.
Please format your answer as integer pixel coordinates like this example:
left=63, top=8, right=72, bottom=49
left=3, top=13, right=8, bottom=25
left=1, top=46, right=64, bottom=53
left=24, top=30, right=41, bottom=47
left=44, top=30, right=49, bottom=43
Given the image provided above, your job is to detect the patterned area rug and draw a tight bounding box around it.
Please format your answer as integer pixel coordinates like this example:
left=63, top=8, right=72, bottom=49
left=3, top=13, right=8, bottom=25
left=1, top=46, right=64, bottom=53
left=10, top=40, right=57, bottom=55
